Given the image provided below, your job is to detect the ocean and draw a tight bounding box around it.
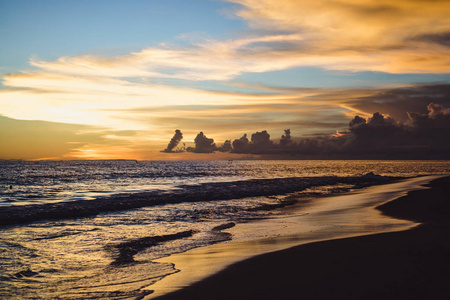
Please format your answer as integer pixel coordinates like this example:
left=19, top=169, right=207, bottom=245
left=0, top=160, right=449, bottom=299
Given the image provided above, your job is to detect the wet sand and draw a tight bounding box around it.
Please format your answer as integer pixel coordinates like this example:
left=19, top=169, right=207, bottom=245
left=153, top=175, right=450, bottom=300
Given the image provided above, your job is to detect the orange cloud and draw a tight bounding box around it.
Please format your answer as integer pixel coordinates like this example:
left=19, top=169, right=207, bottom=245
left=228, top=0, right=450, bottom=73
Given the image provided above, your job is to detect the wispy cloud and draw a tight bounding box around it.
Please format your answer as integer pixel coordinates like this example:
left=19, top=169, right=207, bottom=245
left=26, top=34, right=311, bottom=81
left=2, top=71, right=296, bottom=132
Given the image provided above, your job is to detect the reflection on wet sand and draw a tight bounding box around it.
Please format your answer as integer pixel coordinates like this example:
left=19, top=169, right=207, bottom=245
left=148, top=176, right=439, bottom=299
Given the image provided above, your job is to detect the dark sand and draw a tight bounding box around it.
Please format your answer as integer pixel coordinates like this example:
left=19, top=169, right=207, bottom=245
left=156, top=176, right=450, bottom=300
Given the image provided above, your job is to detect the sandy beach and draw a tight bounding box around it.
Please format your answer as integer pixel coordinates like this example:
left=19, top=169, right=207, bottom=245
left=153, top=175, right=450, bottom=300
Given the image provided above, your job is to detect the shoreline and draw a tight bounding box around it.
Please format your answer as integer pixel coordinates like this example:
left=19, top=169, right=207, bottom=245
left=146, top=175, right=445, bottom=299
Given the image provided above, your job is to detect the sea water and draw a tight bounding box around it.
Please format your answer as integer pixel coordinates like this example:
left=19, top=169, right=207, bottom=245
left=0, top=160, right=449, bottom=299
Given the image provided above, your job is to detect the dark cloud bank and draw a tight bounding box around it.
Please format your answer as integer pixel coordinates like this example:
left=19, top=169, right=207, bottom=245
left=163, top=103, right=450, bottom=159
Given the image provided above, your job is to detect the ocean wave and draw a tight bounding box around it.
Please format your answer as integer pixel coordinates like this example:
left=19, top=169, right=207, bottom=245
left=0, top=174, right=399, bottom=226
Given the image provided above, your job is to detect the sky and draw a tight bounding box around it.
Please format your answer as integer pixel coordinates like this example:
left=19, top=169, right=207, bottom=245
left=1, top=0, right=449, bottom=160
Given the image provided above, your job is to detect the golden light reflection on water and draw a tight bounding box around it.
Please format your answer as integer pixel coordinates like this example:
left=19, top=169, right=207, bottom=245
left=0, top=213, right=190, bottom=299
left=0, top=192, right=298, bottom=298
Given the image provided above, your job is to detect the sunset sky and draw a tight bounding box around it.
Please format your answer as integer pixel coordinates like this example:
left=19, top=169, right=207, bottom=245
left=1, top=0, right=450, bottom=160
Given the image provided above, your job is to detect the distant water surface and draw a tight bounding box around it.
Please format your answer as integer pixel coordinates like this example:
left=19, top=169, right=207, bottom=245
left=1, top=160, right=449, bottom=206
